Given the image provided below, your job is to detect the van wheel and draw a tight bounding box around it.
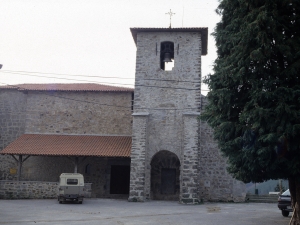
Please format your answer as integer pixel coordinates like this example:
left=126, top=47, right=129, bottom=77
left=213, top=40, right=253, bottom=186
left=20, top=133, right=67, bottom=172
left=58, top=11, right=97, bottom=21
left=59, top=201, right=63, bottom=204
left=79, top=201, right=83, bottom=204
left=282, top=210, right=289, bottom=217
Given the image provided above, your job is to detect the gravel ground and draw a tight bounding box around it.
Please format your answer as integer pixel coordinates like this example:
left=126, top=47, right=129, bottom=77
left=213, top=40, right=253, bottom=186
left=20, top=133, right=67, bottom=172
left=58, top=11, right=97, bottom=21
left=0, top=198, right=291, bottom=225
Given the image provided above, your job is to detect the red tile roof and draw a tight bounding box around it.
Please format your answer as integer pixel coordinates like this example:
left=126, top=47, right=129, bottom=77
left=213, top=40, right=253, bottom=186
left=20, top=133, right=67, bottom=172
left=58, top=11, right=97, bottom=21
left=0, top=85, right=17, bottom=89
left=0, top=134, right=132, bottom=157
left=0, top=83, right=134, bottom=92
left=130, top=27, right=208, bottom=55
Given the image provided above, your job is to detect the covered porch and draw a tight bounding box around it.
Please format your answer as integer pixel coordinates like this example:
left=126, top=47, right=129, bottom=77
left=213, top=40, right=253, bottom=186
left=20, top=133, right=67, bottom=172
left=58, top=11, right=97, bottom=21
left=0, top=134, right=132, bottom=198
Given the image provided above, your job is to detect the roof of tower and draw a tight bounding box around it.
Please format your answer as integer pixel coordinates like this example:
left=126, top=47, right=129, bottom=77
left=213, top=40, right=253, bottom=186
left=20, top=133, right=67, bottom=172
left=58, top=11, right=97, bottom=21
left=130, top=27, right=208, bottom=55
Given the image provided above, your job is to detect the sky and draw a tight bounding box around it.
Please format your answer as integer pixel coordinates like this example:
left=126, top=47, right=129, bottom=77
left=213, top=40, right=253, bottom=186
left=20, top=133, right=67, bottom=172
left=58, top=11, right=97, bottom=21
left=0, top=0, right=221, bottom=95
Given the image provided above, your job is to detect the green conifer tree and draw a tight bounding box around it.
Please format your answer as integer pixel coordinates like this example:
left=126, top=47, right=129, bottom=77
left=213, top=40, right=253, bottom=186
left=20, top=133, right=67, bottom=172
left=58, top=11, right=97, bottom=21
left=201, top=0, right=300, bottom=222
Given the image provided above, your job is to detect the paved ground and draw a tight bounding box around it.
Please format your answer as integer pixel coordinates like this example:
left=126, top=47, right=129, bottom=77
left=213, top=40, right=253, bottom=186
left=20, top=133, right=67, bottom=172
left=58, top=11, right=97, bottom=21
left=0, top=198, right=292, bottom=225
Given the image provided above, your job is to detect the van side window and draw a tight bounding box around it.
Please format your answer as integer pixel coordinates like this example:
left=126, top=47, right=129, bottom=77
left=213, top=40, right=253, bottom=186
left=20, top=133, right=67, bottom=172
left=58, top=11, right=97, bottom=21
left=67, top=179, right=78, bottom=185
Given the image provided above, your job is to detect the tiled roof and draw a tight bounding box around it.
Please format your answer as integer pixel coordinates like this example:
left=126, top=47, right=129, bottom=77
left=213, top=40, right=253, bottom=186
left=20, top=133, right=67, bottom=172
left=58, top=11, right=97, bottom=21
left=130, top=27, right=208, bottom=55
left=0, top=83, right=134, bottom=92
left=0, top=134, right=132, bottom=157
left=0, top=85, right=17, bottom=89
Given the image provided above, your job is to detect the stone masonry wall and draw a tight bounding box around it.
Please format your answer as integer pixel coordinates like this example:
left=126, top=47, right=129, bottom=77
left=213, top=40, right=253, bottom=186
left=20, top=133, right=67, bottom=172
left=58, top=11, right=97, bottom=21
left=17, top=156, right=74, bottom=181
left=131, top=30, right=245, bottom=203
left=2, top=156, right=129, bottom=198
left=0, top=89, right=133, bottom=182
left=0, top=180, right=92, bottom=199
left=129, top=113, right=148, bottom=202
left=83, top=157, right=130, bottom=198
left=199, top=96, right=246, bottom=202
left=181, top=113, right=200, bottom=204
left=134, top=32, right=201, bottom=160
left=25, top=91, right=132, bottom=135
left=131, top=31, right=202, bottom=202
left=0, top=89, right=27, bottom=180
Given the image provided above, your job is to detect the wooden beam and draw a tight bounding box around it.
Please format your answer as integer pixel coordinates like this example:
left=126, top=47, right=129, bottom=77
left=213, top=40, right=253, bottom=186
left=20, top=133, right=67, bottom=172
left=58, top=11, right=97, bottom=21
left=17, top=155, right=22, bottom=181
left=23, top=155, right=31, bottom=163
left=11, top=155, right=18, bottom=162
left=10, top=155, right=31, bottom=181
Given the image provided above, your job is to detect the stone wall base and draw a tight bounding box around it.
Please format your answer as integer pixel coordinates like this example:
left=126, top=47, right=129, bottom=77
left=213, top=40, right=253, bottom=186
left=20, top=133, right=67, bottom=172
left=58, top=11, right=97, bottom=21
left=0, top=180, right=92, bottom=199
left=180, top=198, right=200, bottom=204
left=128, top=196, right=145, bottom=202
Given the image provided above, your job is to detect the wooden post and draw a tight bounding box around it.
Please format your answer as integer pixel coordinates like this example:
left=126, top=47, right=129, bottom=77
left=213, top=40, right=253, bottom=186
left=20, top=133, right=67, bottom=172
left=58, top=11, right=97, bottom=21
left=17, top=155, right=22, bottom=181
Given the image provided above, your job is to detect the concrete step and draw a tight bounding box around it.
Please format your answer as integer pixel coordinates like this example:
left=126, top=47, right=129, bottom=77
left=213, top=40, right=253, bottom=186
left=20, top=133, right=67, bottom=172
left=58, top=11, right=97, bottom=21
left=246, top=194, right=278, bottom=203
left=247, top=199, right=278, bottom=203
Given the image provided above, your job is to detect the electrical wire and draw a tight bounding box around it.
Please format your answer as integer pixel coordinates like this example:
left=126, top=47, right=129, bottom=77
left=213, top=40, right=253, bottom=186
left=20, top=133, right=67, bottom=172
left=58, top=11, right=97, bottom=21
left=135, top=84, right=200, bottom=91
left=0, top=70, right=209, bottom=91
left=0, top=69, right=209, bottom=84
left=2, top=69, right=202, bottom=84
left=0, top=82, right=203, bottom=111
left=0, top=71, right=134, bottom=87
left=1, top=69, right=135, bottom=80
left=0, top=82, right=131, bottom=109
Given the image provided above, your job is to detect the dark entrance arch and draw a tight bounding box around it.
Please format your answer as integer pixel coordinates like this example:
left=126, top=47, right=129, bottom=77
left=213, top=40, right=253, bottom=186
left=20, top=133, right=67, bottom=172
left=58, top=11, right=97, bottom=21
left=150, top=150, right=180, bottom=200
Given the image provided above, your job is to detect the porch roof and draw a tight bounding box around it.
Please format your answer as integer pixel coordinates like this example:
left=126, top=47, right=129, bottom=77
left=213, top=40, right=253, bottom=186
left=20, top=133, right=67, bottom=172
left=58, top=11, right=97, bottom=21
left=0, top=134, right=132, bottom=157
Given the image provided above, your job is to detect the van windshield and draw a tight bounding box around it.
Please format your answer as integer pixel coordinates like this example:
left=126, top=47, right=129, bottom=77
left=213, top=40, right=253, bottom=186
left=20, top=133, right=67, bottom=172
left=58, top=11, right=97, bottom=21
left=67, top=179, right=78, bottom=185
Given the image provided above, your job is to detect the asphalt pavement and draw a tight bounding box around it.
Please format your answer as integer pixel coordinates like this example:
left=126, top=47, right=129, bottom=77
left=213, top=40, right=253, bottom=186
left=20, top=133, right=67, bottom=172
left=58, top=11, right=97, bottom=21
left=0, top=198, right=291, bottom=225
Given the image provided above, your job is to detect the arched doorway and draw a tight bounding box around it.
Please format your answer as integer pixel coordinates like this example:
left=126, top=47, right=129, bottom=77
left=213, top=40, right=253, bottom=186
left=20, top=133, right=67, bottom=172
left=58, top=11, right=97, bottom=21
left=150, top=150, right=180, bottom=200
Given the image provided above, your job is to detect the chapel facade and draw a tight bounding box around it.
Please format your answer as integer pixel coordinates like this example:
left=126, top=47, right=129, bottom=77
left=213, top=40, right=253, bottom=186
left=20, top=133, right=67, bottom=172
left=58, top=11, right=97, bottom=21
left=0, top=27, right=246, bottom=202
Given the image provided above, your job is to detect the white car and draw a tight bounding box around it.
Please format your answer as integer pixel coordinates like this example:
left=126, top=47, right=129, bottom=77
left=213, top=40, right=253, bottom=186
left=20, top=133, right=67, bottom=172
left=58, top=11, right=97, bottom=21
left=278, top=189, right=292, bottom=217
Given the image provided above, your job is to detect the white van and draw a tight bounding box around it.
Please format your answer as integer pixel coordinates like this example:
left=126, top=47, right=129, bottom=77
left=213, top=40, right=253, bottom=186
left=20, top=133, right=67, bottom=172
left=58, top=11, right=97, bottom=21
left=58, top=173, right=85, bottom=204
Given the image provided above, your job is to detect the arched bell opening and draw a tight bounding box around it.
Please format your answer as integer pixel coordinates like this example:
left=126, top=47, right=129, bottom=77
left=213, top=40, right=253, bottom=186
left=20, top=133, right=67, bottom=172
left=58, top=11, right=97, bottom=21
left=160, top=41, right=174, bottom=71
left=150, top=150, right=180, bottom=200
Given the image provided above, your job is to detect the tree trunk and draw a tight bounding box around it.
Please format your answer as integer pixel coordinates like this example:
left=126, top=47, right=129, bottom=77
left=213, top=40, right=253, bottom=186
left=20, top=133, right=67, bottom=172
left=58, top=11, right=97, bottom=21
left=289, top=178, right=300, bottom=225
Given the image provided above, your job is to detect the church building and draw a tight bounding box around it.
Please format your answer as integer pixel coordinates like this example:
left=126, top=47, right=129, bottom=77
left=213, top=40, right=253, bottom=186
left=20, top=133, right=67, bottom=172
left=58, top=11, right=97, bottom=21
left=0, top=27, right=246, bottom=203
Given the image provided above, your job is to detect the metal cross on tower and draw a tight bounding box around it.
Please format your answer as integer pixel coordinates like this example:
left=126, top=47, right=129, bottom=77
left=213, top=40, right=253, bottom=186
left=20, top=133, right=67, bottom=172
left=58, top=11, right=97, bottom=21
left=165, top=9, right=175, bottom=28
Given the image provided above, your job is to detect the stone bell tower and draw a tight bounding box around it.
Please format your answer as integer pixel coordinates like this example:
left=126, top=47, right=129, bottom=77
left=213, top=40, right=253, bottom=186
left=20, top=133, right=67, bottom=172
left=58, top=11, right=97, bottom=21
left=128, top=27, right=208, bottom=204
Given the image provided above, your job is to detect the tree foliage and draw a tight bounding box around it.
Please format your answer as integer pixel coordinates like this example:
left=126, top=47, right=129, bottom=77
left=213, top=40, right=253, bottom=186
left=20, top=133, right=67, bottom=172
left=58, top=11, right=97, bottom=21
left=202, top=0, right=300, bottom=222
left=202, top=0, right=300, bottom=184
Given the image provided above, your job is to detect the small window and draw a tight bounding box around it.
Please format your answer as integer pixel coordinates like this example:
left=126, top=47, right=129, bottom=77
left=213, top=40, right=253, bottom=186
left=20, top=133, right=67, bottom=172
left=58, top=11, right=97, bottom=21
left=67, top=179, right=78, bottom=185
left=160, top=41, right=174, bottom=71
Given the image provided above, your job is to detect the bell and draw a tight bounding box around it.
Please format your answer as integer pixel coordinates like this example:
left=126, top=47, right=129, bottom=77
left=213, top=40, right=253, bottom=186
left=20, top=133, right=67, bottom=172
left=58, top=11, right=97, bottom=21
left=163, top=52, right=172, bottom=63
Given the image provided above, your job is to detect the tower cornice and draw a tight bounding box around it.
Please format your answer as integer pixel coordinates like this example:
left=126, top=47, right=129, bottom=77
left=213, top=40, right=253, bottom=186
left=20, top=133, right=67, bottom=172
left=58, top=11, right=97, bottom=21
left=130, top=27, right=208, bottom=55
